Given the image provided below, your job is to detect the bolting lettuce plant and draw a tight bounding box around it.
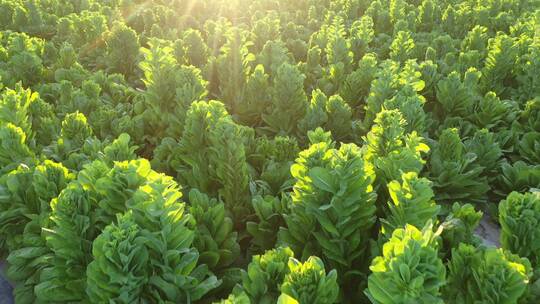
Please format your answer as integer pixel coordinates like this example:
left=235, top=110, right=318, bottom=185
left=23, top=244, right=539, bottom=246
left=262, top=63, right=307, bottom=136
left=298, top=89, right=353, bottom=142
left=499, top=191, right=540, bottom=267
left=0, top=123, right=35, bottom=174
left=1, top=160, right=73, bottom=303
left=381, top=172, right=440, bottom=238
left=246, top=195, right=289, bottom=254
left=86, top=179, right=219, bottom=303
left=188, top=188, right=240, bottom=272
left=444, top=244, right=531, bottom=304
left=366, top=223, right=446, bottom=304
left=438, top=202, right=483, bottom=258
left=153, top=100, right=253, bottom=227
left=280, top=256, right=339, bottom=304
left=494, top=161, right=540, bottom=200
left=279, top=137, right=377, bottom=289
left=35, top=159, right=216, bottom=302
left=363, top=109, right=429, bottom=202
left=230, top=246, right=338, bottom=304
left=241, top=247, right=295, bottom=304
left=427, top=128, right=489, bottom=205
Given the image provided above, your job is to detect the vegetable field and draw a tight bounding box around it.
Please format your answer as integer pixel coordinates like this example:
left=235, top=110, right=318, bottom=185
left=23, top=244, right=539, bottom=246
left=0, top=0, right=540, bottom=303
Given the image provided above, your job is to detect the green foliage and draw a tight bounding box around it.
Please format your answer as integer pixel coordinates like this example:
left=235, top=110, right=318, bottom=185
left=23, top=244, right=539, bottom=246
left=298, top=89, right=353, bottom=141
left=279, top=139, right=376, bottom=285
left=464, top=129, right=503, bottom=182
left=139, top=41, right=208, bottom=143
left=238, top=64, right=271, bottom=126
left=249, top=135, right=299, bottom=196
left=439, top=203, right=483, bottom=257
left=43, top=111, right=102, bottom=171
left=188, top=189, right=240, bottom=271
left=154, top=101, right=252, bottom=227
left=381, top=172, right=440, bottom=238
left=280, top=256, right=339, bottom=304
left=0, top=85, right=36, bottom=140
left=0, top=1, right=539, bottom=303
left=0, top=123, right=34, bottom=174
left=428, top=128, right=489, bottom=204
left=241, top=247, right=294, bottom=304
left=518, top=132, right=540, bottom=165
left=444, top=244, right=531, bottom=304
left=0, top=31, right=44, bottom=87
left=481, top=34, right=518, bottom=97
left=366, top=224, right=446, bottom=304
left=338, top=53, right=377, bottom=109
left=262, top=63, right=307, bottom=135
left=390, top=31, right=415, bottom=62
left=495, top=161, right=540, bottom=199
left=520, top=98, right=540, bottom=133
left=35, top=159, right=198, bottom=302
left=213, top=28, right=252, bottom=108
left=435, top=69, right=480, bottom=119
left=104, top=22, right=140, bottom=77
left=1, top=160, right=73, bottom=302
left=364, top=109, right=429, bottom=192
left=247, top=195, right=289, bottom=253
left=499, top=191, right=540, bottom=267
left=86, top=185, right=219, bottom=303
left=176, top=29, right=209, bottom=67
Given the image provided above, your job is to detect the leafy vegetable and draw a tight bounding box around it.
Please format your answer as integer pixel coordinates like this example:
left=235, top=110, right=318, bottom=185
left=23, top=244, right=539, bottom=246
left=366, top=224, right=446, bottom=304
left=444, top=244, right=531, bottom=303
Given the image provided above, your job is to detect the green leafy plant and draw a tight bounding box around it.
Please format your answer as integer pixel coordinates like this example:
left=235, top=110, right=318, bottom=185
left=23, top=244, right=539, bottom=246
left=35, top=159, right=179, bottom=302
left=499, top=191, right=540, bottom=267
left=381, top=172, right=440, bottom=238
left=444, top=244, right=531, bottom=303
left=241, top=247, right=295, bottom=304
left=188, top=188, right=240, bottom=272
left=153, top=101, right=252, bottom=227
left=364, top=109, right=429, bottom=194
left=298, top=90, right=353, bottom=141
left=439, top=202, right=483, bottom=257
left=366, top=224, right=446, bottom=304
left=262, top=63, right=307, bottom=136
left=86, top=181, right=219, bottom=303
left=427, top=128, right=489, bottom=204
left=280, top=256, right=339, bottom=304
left=279, top=139, right=376, bottom=287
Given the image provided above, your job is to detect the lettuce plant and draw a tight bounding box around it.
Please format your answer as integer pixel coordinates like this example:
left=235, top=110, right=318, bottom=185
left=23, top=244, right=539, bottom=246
left=241, top=247, right=295, bottom=304
left=0, top=123, right=35, bottom=174
left=262, top=63, right=307, bottom=136
left=248, top=135, right=299, bottom=196
left=247, top=195, right=289, bottom=253
left=494, top=161, right=540, bottom=199
left=280, top=256, right=339, bottom=304
left=439, top=202, right=483, bottom=257
left=427, top=128, right=489, bottom=204
left=86, top=180, right=219, bottom=303
left=499, top=191, right=540, bottom=267
left=444, top=244, right=531, bottom=303
left=366, top=224, right=446, bottom=304
left=364, top=109, right=429, bottom=197
left=35, top=159, right=180, bottom=302
left=279, top=139, right=376, bottom=286
left=43, top=112, right=103, bottom=171
left=1, top=160, right=73, bottom=303
left=233, top=246, right=337, bottom=304
left=381, top=172, right=440, bottom=238
left=298, top=90, right=353, bottom=141
left=188, top=189, right=240, bottom=272
left=153, top=101, right=252, bottom=227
